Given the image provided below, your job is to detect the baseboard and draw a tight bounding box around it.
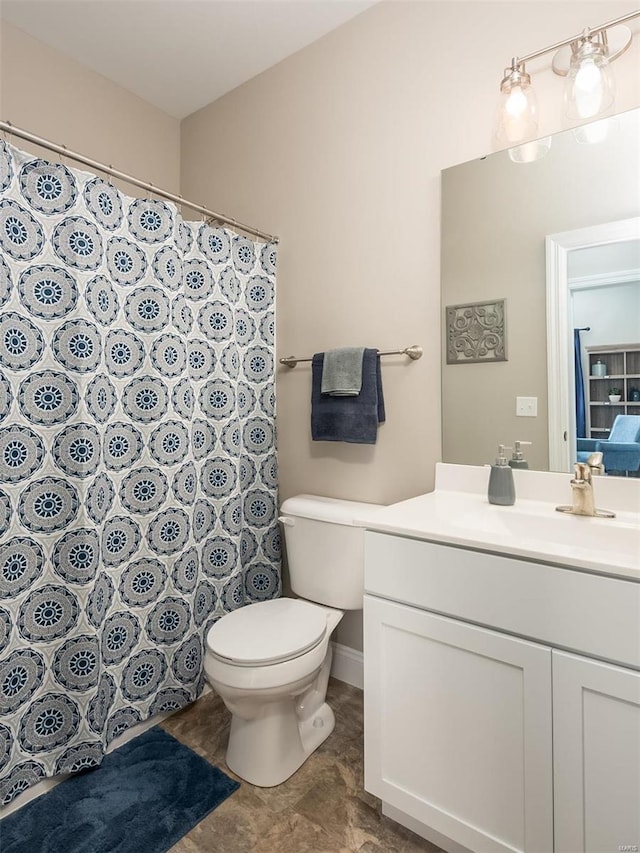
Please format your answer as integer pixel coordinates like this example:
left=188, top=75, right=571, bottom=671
left=330, top=641, right=363, bottom=690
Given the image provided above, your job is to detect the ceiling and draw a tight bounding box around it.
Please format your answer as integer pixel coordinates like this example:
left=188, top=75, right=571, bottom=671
left=1, top=0, right=377, bottom=119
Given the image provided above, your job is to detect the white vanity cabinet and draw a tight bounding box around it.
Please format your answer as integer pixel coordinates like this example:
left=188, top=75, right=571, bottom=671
left=364, top=530, right=640, bottom=853
left=364, top=594, right=553, bottom=853
left=553, top=652, right=640, bottom=852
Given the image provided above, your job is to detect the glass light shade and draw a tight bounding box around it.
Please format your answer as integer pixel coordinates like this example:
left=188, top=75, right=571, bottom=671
left=573, top=117, right=611, bottom=144
left=495, top=76, right=538, bottom=144
left=564, top=42, right=615, bottom=120
left=508, top=136, right=552, bottom=163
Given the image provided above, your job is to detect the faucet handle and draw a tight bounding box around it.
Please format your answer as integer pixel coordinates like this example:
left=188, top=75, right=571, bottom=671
left=586, top=452, right=605, bottom=475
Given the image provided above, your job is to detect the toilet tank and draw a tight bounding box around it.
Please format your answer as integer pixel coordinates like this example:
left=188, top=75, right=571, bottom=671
left=279, top=494, right=383, bottom=610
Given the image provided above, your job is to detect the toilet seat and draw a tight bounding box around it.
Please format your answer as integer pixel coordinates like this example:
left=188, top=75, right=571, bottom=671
left=206, top=598, right=327, bottom=666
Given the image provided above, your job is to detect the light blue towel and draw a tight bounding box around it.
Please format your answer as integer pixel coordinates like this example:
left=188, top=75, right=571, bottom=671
left=320, top=347, right=365, bottom=396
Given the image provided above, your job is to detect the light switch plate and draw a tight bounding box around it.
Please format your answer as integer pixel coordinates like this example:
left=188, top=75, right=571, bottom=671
left=516, top=396, right=537, bottom=417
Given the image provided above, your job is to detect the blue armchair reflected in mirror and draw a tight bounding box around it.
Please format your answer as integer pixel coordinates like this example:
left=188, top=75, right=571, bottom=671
left=577, top=415, right=640, bottom=475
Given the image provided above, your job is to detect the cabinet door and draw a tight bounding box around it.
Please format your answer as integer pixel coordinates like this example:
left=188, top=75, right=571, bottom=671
left=553, top=651, right=640, bottom=853
left=364, top=595, right=553, bottom=853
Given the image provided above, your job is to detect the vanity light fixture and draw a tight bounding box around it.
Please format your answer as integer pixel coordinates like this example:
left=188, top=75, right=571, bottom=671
left=507, top=136, right=552, bottom=164
left=496, top=9, right=639, bottom=145
left=496, top=60, right=538, bottom=144
left=572, top=117, right=612, bottom=145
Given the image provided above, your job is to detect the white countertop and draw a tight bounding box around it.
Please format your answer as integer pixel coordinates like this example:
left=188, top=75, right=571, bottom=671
left=361, top=464, right=640, bottom=580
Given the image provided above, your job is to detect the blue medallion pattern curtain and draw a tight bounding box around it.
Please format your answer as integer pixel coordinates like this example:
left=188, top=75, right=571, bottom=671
left=0, top=141, right=280, bottom=805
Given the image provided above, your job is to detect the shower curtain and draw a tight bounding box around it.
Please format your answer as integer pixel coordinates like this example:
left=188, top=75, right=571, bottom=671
left=0, top=141, right=280, bottom=805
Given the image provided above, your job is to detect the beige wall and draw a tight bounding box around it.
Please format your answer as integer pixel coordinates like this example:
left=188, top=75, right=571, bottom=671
left=441, top=109, right=640, bottom=472
left=0, top=21, right=180, bottom=191
left=181, top=0, right=640, bottom=506
left=180, top=1, right=640, bottom=649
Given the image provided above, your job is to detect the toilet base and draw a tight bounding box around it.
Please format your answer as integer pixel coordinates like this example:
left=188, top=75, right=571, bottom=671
left=226, top=699, right=335, bottom=787
left=206, top=607, right=344, bottom=787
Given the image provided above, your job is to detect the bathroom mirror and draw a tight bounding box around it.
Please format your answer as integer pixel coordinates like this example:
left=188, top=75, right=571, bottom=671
left=441, top=108, right=640, bottom=475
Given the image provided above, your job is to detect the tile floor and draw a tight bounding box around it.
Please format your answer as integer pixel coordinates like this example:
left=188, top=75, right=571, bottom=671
left=161, top=678, right=442, bottom=853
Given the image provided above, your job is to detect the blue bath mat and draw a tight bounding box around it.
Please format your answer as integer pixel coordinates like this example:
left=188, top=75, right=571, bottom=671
left=1, top=726, right=239, bottom=853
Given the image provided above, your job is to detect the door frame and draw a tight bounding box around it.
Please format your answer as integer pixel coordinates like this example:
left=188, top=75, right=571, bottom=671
left=545, top=217, right=640, bottom=471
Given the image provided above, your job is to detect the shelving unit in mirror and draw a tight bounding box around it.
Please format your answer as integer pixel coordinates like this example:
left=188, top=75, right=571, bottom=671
left=587, top=344, right=640, bottom=435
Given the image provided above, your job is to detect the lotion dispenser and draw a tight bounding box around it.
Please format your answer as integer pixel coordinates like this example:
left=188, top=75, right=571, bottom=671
left=488, top=445, right=515, bottom=506
left=509, top=441, right=532, bottom=470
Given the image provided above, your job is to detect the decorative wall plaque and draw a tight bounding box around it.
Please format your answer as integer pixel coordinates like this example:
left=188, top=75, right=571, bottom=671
left=446, top=299, right=507, bottom=364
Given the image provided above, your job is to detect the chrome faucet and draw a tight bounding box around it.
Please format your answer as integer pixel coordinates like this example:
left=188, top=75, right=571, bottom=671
left=556, top=457, right=615, bottom=518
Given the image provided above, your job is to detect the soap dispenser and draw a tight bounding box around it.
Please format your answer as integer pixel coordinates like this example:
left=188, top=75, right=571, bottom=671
left=509, top=441, right=532, bottom=470
left=488, top=445, right=515, bottom=506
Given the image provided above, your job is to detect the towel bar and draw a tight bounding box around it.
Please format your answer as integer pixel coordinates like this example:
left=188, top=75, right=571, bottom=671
left=279, top=345, right=423, bottom=368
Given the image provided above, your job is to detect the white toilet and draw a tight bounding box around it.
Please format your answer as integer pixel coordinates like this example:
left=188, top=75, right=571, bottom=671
left=204, top=493, right=380, bottom=787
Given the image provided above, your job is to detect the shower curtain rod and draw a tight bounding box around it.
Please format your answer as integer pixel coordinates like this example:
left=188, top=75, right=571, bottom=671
left=0, top=119, right=278, bottom=243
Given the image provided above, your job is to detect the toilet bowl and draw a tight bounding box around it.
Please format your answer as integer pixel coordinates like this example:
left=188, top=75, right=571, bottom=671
left=204, top=494, right=382, bottom=787
left=205, top=597, right=343, bottom=786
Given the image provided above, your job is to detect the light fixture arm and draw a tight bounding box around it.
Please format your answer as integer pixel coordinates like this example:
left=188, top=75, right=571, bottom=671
left=512, top=8, right=640, bottom=67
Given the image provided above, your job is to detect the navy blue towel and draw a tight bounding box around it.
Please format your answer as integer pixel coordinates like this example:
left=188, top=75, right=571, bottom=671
left=311, top=348, right=385, bottom=444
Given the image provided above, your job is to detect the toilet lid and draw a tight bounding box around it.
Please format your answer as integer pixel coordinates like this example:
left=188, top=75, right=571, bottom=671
left=206, top=598, right=328, bottom=666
